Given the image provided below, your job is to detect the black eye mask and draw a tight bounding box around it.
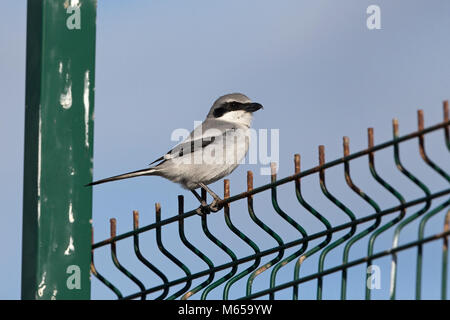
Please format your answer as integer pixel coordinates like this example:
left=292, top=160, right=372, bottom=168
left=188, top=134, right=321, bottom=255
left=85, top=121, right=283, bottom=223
left=213, top=101, right=239, bottom=118
left=213, top=101, right=262, bottom=118
left=213, top=106, right=228, bottom=118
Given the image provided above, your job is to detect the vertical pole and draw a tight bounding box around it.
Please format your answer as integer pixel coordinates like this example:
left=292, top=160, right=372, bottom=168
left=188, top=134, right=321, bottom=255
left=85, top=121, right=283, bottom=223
left=22, top=0, right=97, bottom=299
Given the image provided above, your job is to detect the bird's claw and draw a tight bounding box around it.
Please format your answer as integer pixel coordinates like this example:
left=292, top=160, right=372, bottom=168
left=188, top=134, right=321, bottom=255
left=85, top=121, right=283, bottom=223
left=195, top=201, right=210, bottom=216
left=208, top=199, right=222, bottom=212
left=195, top=199, right=222, bottom=215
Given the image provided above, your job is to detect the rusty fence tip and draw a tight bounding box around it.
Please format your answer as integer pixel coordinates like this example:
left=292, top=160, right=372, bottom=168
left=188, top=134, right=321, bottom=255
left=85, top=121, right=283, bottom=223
left=393, top=118, right=399, bottom=135
left=343, top=136, right=350, bottom=156
left=271, top=162, right=277, bottom=175
left=319, top=145, right=325, bottom=166
left=418, top=110, right=424, bottom=131
left=110, top=218, right=117, bottom=238
left=155, top=203, right=161, bottom=220
left=368, top=128, right=374, bottom=148
left=294, top=154, right=300, bottom=174
left=247, top=170, right=253, bottom=193
left=270, top=162, right=277, bottom=183
left=133, top=211, right=139, bottom=229
left=224, top=179, right=230, bottom=199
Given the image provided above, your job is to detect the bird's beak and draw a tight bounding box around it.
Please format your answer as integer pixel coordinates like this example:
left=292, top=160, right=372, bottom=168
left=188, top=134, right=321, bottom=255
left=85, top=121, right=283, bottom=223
left=246, top=102, right=263, bottom=113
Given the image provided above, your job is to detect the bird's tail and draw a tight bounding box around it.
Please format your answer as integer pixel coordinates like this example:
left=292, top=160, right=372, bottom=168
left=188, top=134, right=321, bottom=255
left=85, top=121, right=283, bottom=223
left=86, top=167, right=158, bottom=186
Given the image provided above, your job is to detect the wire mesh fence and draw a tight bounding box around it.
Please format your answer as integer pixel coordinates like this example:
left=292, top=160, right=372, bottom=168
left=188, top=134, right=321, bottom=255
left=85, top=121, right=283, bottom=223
left=91, top=102, right=450, bottom=300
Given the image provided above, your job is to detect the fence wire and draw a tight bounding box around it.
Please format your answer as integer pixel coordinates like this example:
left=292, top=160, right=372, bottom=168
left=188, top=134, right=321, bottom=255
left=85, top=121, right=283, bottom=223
left=91, top=102, right=450, bottom=300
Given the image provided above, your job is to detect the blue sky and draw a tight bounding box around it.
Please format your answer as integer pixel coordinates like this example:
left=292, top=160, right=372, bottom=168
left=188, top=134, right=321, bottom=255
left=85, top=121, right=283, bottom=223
left=1, top=0, right=449, bottom=299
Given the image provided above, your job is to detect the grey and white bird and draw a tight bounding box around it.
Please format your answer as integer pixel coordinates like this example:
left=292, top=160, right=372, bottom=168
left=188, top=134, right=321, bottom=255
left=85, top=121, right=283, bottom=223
left=87, top=93, right=263, bottom=213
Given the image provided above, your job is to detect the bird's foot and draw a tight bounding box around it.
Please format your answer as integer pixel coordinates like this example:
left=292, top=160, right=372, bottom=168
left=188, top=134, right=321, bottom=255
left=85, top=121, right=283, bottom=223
left=208, top=199, right=223, bottom=212
left=195, top=201, right=211, bottom=216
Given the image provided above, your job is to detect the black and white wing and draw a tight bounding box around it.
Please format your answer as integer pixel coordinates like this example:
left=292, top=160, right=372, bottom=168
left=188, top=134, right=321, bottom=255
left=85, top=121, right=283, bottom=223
left=149, top=136, right=217, bottom=166
left=149, top=119, right=238, bottom=166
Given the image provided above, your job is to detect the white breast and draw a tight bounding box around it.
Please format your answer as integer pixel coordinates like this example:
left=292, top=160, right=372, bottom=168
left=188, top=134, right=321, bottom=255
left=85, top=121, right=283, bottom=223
left=219, top=110, right=253, bottom=127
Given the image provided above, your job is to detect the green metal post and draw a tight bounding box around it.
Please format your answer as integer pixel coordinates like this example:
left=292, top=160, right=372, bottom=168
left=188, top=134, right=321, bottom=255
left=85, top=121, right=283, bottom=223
left=22, top=0, right=97, bottom=299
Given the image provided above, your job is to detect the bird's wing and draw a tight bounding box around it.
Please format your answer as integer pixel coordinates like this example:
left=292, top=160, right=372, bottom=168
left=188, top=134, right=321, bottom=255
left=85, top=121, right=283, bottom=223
left=150, top=119, right=239, bottom=165
left=148, top=136, right=216, bottom=165
left=149, top=119, right=237, bottom=166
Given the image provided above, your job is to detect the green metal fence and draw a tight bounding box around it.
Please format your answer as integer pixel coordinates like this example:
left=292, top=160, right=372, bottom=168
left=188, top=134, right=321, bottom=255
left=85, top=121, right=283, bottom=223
left=21, top=0, right=449, bottom=301
left=90, top=103, right=450, bottom=300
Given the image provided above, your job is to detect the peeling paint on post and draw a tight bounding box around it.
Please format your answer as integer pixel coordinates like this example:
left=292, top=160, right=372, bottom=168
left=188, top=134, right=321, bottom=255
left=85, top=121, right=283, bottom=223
left=22, top=0, right=97, bottom=299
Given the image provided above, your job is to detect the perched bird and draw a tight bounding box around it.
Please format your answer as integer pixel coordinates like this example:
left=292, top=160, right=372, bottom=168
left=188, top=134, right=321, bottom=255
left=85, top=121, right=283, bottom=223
left=87, top=93, right=263, bottom=213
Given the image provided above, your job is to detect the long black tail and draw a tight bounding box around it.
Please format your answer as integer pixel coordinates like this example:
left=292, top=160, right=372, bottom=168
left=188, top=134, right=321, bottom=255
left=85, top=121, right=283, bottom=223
left=86, top=167, right=158, bottom=186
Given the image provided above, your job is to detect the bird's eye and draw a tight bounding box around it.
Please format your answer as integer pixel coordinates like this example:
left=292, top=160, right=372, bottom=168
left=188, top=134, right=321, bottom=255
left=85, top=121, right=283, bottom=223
left=230, top=101, right=238, bottom=109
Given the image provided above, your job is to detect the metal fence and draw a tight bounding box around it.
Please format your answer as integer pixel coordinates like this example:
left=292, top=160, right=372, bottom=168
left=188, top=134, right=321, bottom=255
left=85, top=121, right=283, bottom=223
left=91, top=103, right=450, bottom=300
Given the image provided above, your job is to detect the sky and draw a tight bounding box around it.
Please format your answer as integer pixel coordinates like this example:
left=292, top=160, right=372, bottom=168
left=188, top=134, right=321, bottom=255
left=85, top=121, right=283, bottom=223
left=1, top=0, right=449, bottom=300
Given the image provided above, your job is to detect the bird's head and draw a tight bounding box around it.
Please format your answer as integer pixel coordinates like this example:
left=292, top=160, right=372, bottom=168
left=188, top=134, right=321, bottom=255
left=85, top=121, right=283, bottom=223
left=207, top=93, right=263, bottom=126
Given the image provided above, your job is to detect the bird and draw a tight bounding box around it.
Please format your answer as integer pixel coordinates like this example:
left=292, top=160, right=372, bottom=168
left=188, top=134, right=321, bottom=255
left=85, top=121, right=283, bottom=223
left=87, top=93, right=263, bottom=214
